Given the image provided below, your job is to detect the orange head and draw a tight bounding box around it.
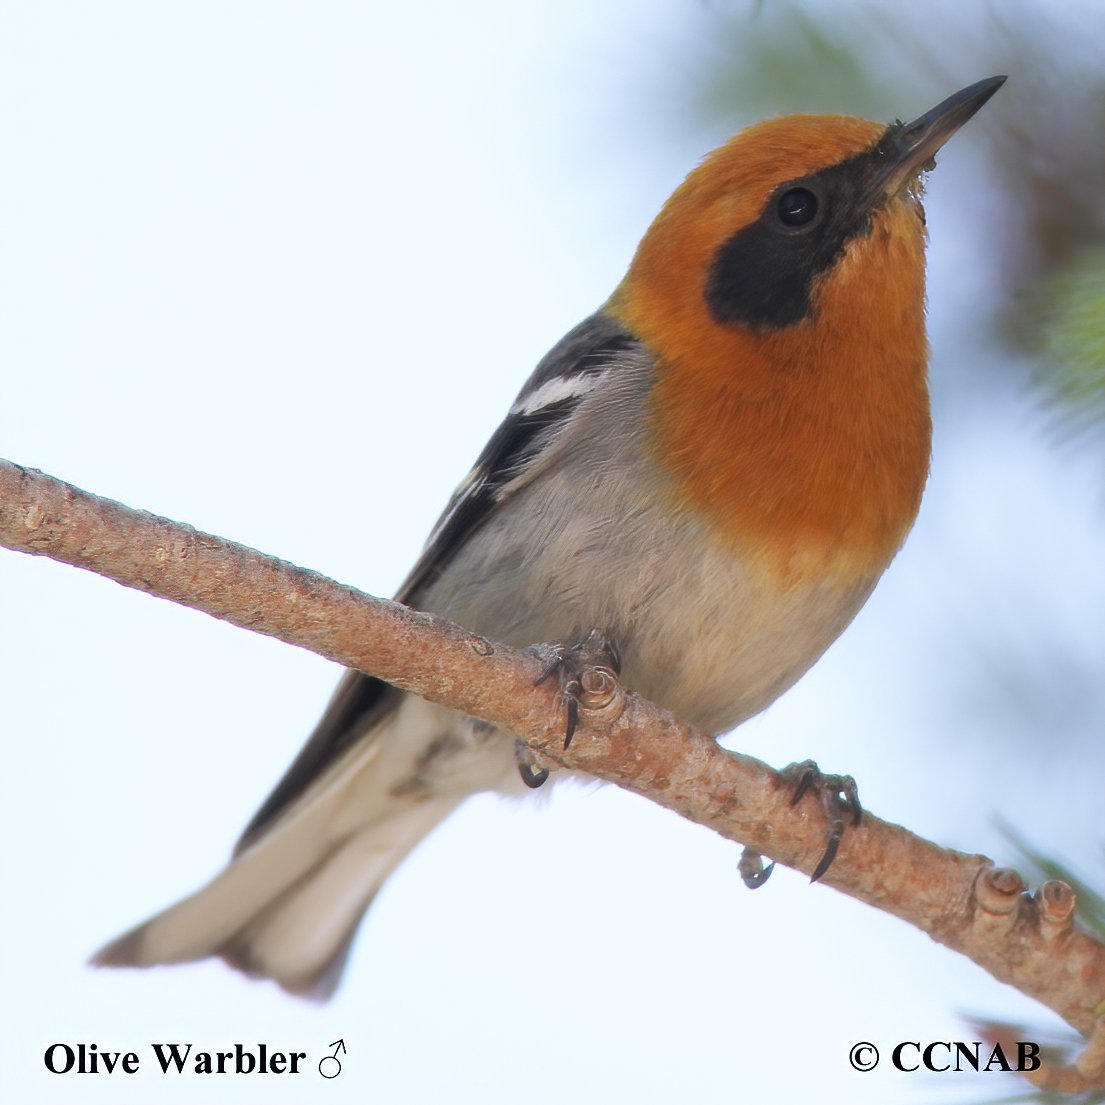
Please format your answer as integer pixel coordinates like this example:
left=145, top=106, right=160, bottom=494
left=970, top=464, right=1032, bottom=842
left=608, top=78, right=1004, bottom=586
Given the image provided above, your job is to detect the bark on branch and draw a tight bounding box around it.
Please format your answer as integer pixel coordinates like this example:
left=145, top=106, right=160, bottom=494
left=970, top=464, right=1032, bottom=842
left=2, top=456, right=1103, bottom=1087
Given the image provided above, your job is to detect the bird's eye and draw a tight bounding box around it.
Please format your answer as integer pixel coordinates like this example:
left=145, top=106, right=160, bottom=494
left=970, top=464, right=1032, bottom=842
left=776, top=187, right=819, bottom=228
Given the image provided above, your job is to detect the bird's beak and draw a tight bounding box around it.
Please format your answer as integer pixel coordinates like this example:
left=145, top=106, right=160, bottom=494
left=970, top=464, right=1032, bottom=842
left=873, top=76, right=1006, bottom=198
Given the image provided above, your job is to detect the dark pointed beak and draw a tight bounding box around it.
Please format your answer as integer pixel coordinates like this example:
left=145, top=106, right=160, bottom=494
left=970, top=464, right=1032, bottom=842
left=874, top=76, right=1006, bottom=197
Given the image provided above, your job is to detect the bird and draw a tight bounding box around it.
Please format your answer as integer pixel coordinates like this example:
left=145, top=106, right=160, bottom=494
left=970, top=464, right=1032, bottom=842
left=94, top=76, right=1006, bottom=998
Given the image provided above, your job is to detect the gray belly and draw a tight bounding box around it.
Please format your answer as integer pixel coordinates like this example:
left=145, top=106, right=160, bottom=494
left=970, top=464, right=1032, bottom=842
left=417, top=354, right=884, bottom=736
left=422, top=461, right=879, bottom=736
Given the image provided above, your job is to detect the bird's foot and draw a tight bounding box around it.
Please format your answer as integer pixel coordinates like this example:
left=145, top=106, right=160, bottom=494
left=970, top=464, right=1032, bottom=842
left=782, top=759, right=862, bottom=882
left=514, top=740, right=549, bottom=789
left=533, top=629, right=622, bottom=750
left=739, top=847, right=775, bottom=889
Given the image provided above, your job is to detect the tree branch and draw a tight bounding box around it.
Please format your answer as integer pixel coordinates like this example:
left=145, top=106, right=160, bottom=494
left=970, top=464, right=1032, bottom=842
left=2, top=456, right=1104, bottom=1079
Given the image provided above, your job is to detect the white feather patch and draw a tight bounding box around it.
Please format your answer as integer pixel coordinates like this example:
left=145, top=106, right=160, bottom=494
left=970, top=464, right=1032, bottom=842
left=510, top=373, right=599, bottom=416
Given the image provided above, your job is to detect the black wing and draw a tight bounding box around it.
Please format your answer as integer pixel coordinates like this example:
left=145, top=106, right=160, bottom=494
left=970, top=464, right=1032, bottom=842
left=236, top=311, right=641, bottom=849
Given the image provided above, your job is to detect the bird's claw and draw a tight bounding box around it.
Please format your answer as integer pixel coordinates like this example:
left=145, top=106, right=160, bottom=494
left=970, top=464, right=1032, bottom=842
left=514, top=740, right=549, bottom=789
left=783, top=759, right=862, bottom=882
left=739, top=847, right=775, bottom=889
left=533, top=629, right=621, bottom=750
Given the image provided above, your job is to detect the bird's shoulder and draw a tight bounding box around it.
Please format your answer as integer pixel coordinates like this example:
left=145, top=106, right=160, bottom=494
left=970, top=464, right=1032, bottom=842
left=397, top=310, right=647, bottom=603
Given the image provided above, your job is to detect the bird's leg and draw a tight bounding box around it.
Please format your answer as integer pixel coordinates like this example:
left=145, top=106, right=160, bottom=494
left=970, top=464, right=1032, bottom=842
left=782, top=759, right=862, bottom=882
left=532, top=629, right=622, bottom=751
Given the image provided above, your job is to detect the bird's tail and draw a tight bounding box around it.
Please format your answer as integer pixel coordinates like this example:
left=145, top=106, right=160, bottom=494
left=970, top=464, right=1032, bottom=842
left=93, top=681, right=467, bottom=999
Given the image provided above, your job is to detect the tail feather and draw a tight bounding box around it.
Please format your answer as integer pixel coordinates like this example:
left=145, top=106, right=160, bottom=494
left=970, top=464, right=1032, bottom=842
left=235, top=672, right=399, bottom=853
left=220, top=797, right=459, bottom=998
left=92, top=694, right=473, bottom=997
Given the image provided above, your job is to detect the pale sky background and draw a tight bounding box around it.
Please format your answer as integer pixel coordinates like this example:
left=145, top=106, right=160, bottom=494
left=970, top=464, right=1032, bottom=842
left=2, top=2, right=1104, bottom=1103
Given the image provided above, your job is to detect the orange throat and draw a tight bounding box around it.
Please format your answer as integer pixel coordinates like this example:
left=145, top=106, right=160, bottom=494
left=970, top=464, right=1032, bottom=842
left=612, top=208, right=932, bottom=588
